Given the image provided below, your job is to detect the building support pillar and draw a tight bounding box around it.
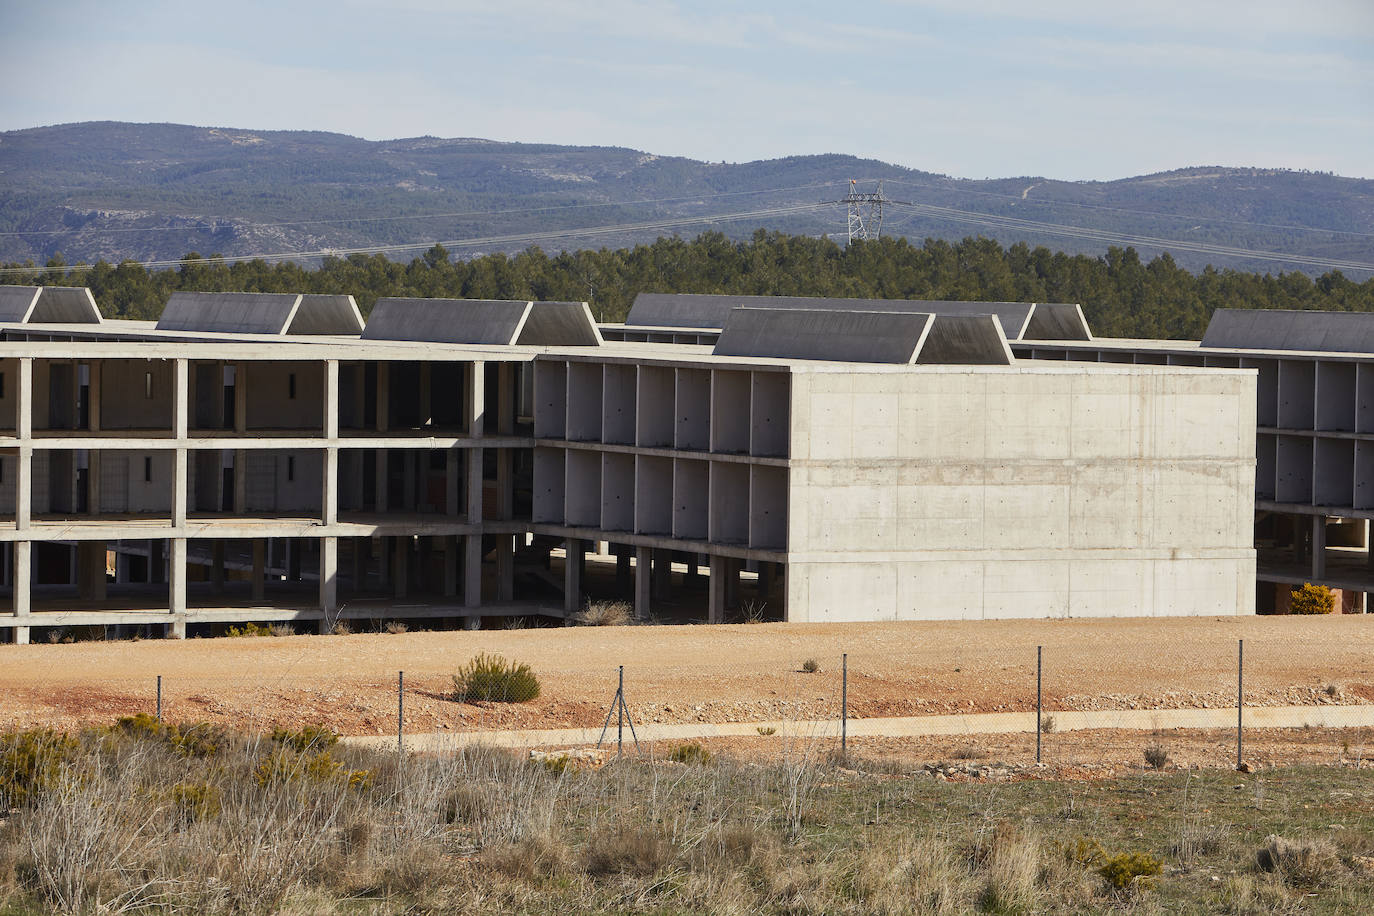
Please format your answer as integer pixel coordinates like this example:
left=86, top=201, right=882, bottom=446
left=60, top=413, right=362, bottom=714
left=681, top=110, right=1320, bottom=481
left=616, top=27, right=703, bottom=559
left=564, top=537, right=582, bottom=614
left=169, top=537, right=186, bottom=638
left=319, top=536, right=337, bottom=633
left=12, top=541, right=30, bottom=645
left=443, top=535, right=459, bottom=598
left=708, top=554, right=726, bottom=625
left=496, top=534, right=513, bottom=602
left=652, top=549, right=672, bottom=601
left=634, top=546, right=651, bottom=620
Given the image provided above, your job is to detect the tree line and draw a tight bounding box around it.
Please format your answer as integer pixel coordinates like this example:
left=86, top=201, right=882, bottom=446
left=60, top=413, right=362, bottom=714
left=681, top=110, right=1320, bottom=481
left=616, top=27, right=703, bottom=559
left=9, top=231, right=1374, bottom=340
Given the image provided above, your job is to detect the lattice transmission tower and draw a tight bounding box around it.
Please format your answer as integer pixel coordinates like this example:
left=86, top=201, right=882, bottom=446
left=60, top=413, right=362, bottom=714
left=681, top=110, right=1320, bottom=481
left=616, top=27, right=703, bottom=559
left=827, top=180, right=904, bottom=243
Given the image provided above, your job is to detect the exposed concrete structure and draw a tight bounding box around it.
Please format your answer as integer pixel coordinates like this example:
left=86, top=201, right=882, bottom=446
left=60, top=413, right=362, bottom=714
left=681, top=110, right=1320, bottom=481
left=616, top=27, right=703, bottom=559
left=0, top=286, right=103, bottom=325
left=1013, top=309, right=1374, bottom=613
left=0, top=286, right=1255, bottom=641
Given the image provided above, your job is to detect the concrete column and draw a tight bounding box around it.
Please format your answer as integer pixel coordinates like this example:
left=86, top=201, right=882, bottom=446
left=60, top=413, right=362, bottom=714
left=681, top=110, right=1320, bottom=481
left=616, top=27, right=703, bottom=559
left=464, top=534, right=482, bottom=608
left=16, top=359, right=30, bottom=532
left=16, top=446, right=30, bottom=530
left=708, top=554, right=726, bottom=624
left=468, top=360, right=485, bottom=437
left=496, top=534, right=513, bottom=601
left=323, top=359, right=338, bottom=439
left=169, top=537, right=187, bottom=638
left=322, top=448, right=338, bottom=525
left=319, top=536, right=337, bottom=618
left=635, top=546, right=651, bottom=620
left=87, top=360, right=101, bottom=432
left=234, top=362, right=247, bottom=433
left=1313, top=515, right=1327, bottom=580
left=564, top=537, right=582, bottom=613
left=615, top=548, right=631, bottom=595
left=687, top=554, right=699, bottom=585
left=172, top=359, right=188, bottom=527
left=13, top=541, right=30, bottom=645
left=375, top=362, right=389, bottom=433
left=211, top=540, right=225, bottom=592
left=759, top=561, right=773, bottom=597
left=252, top=539, right=265, bottom=600
left=393, top=535, right=408, bottom=599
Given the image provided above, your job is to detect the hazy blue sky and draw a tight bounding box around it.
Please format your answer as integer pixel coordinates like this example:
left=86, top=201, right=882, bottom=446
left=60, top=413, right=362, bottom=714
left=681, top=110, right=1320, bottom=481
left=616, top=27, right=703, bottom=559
left=2, top=0, right=1370, bottom=180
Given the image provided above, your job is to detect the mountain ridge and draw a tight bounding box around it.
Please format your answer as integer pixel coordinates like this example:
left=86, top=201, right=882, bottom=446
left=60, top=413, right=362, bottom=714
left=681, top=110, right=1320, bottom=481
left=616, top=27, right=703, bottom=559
left=2, top=121, right=1371, bottom=276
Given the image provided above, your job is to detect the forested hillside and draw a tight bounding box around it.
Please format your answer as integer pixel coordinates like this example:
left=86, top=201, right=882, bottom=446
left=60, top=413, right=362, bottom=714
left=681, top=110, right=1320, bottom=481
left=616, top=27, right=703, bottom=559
left=2, top=122, right=1371, bottom=277
left=9, top=232, right=1373, bottom=340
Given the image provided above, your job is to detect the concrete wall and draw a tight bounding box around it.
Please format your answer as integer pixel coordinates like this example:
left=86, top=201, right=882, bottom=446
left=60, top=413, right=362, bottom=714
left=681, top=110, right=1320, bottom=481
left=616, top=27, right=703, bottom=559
left=784, top=365, right=1257, bottom=621
left=100, top=360, right=175, bottom=430
left=243, top=361, right=324, bottom=430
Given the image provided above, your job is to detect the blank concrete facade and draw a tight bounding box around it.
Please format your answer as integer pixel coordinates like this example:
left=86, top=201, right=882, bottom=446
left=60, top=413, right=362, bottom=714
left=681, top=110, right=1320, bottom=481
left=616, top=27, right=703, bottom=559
left=0, top=288, right=1256, bottom=642
left=1018, top=308, right=1374, bottom=613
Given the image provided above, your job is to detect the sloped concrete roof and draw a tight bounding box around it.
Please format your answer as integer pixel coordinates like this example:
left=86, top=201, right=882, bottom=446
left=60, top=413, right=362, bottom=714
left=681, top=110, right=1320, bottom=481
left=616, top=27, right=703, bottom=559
left=516, top=301, right=603, bottom=346
left=363, top=298, right=533, bottom=344
left=1201, top=308, right=1374, bottom=353
left=0, top=287, right=43, bottom=323
left=158, top=292, right=303, bottom=334
left=627, top=293, right=1089, bottom=341
left=159, top=291, right=364, bottom=335
left=1023, top=303, right=1092, bottom=341
left=713, top=308, right=935, bottom=363
left=285, top=295, right=364, bottom=335
left=0, top=286, right=103, bottom=324
left=916, top=315, right=1016, bottom=365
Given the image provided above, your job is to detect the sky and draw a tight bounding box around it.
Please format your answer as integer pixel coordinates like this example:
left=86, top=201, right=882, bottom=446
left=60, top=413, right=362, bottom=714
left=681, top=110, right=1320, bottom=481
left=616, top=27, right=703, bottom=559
left=1, top=0, right=1371, bottom=181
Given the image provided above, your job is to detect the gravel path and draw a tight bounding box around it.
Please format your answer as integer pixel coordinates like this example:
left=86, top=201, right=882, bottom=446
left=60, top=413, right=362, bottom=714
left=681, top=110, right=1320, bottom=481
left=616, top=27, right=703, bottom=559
left=0, top=615, right=1369, bottom=737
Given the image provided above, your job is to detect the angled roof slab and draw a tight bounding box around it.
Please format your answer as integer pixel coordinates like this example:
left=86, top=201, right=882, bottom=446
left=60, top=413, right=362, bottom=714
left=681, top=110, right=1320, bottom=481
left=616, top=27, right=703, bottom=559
left=1201, top=308, right=1374, bottom=353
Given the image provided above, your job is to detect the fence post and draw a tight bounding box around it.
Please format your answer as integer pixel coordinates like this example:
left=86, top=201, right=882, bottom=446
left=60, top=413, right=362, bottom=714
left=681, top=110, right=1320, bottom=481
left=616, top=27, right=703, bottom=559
left=617, top=665, right=624, bottom=758
left=398, top=670, right=404, bottom=755
left=841, top=653, right=848, bottom=756
left=156, top=675, right=162, bottom=722
left=1236, top=640, right=1243, bottom=770
left=1036, top=646, right=1042, bottom=764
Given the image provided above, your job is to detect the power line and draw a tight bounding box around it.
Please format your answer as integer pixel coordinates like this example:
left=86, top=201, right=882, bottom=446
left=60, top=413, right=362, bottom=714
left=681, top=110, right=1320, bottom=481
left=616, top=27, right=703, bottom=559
left=0, top=181, right=838, bottom=238
left=877, top=175, right=1374, bottom=240
left=883, top=201, right=1374, bottom=273
left=0, top=202, right=831, bottom=276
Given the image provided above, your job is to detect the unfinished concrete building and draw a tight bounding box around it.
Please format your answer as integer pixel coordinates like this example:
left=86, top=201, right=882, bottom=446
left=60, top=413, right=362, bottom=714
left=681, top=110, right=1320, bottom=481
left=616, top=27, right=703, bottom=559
left=0, top=286, right=1256, bottom=642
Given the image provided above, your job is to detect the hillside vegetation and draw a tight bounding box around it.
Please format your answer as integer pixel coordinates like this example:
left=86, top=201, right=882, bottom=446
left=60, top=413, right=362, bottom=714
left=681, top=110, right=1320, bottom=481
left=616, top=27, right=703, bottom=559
left=2, top=122, right=1371, bottom=276
left=11, top=231, right=1374, bottom=340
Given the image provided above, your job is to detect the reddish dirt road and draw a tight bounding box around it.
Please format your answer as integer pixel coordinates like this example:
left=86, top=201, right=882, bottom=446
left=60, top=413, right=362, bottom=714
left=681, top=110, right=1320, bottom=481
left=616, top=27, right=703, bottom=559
left=0, top=616, right=1370, bottom=744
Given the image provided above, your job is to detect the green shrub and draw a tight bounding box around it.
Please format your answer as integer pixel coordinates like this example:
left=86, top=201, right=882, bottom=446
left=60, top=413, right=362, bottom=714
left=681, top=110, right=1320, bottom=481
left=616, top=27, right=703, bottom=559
left=170, top=781, right=222, bottom=822
left=114, top=714, right=223, bottom=757
left=225, top=621, right=271, bottom=637
left=1290, top=583, right=1335, bottom=615
left=1098, top=851, right=1162, bottom=893
left=0, top=729, right=78, bottom=806
left=271, top=725, right=340, bottom=753
left=452, top=652, right=541, bottom=703
left=668, top=743, right=713, bottom=765
left=254, top=746, right=371, bottom=790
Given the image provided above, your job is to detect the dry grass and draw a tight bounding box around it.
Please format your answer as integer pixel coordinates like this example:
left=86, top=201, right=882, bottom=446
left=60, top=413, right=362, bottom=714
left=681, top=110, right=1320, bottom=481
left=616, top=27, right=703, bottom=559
left=0, top=721, right=1369, bottom=914
left=574, top=600, right=632, bottom=627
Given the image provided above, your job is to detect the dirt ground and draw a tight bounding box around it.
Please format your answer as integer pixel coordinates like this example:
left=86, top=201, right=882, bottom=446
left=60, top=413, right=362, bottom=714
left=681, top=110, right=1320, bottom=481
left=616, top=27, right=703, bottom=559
left=1, top=615, right=1370, bottom=760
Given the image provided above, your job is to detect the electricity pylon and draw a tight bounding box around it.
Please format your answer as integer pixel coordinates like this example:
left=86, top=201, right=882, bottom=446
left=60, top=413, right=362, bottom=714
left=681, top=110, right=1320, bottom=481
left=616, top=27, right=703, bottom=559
left=826, top=180, right=905, bottom=243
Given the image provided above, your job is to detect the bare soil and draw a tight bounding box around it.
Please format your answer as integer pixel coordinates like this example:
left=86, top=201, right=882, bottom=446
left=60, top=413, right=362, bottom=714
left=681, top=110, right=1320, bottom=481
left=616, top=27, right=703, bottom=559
left=2, top=616, right=1370, bottom=759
